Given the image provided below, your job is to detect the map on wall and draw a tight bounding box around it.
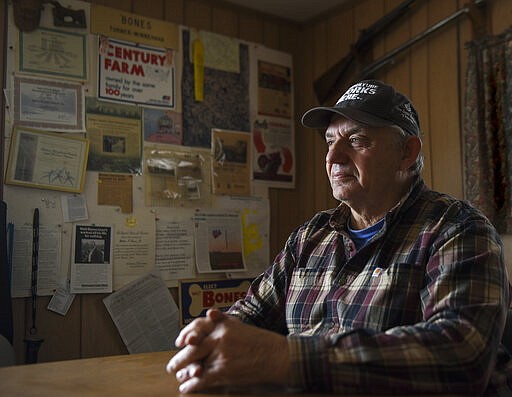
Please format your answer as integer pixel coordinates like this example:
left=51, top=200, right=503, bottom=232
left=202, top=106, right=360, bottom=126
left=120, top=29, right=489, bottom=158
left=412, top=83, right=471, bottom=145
left=181, top=30, right=250, bottom=148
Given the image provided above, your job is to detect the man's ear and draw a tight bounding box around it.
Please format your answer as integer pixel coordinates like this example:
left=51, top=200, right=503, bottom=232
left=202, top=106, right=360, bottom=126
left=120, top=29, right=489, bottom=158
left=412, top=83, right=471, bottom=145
left=400, top=136, right=422, bottom=171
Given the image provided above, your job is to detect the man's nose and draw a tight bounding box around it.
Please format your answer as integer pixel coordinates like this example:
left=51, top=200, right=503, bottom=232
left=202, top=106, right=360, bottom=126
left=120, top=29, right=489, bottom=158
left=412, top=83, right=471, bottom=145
left=326, top=140, right=349, bottom=164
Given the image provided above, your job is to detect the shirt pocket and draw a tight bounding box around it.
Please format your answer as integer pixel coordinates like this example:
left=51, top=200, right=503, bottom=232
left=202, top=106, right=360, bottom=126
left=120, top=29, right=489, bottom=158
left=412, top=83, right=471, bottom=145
left=286, top=267, right=330, bottom=333
left=336, top=262, right=424, bottom=331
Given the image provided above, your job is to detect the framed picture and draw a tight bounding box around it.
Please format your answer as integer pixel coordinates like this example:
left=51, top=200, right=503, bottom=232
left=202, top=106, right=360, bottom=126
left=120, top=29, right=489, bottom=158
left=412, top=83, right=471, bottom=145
left=5, top=127, right=89, bottom=193
left=13, top=76, right=85, bottom=132
left=18, top=27, right=88, bottom=81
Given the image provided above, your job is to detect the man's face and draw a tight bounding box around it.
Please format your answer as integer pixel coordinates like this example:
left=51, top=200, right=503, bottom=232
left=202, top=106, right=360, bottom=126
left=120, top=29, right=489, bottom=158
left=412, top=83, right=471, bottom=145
left=325, top=117, right=406, bottom=209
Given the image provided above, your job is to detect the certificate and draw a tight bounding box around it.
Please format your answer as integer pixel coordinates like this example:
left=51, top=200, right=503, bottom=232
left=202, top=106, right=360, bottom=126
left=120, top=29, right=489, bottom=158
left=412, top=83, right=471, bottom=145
left=14, top=76, right=85, bottom=132
left=18, top=27, right=88, bottom=80
left=5, top=127, right=89, bottom=193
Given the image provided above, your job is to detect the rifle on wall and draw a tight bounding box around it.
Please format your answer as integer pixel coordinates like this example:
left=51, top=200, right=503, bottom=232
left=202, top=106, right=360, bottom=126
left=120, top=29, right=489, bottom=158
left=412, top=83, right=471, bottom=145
left=359, top=0, right=489, bottom=78
left=359, top=6, right=471, bottom=79
left=313, top=0, right=419, bottom=104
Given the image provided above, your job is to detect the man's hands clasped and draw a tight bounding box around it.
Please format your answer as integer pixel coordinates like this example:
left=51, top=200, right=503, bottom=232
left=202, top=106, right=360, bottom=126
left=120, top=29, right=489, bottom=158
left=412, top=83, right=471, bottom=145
left=166, top=308, right=290, bottom=393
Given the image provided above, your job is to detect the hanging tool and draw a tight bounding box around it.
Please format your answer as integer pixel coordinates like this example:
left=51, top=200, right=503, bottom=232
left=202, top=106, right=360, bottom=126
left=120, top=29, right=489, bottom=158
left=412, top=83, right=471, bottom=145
left=23, top=208, right=44, bottom=364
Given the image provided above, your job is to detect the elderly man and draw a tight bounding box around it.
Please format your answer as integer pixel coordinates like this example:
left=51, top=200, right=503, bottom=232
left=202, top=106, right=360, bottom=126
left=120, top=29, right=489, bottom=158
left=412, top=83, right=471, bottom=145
left=167, top=80, right=512, bottom=395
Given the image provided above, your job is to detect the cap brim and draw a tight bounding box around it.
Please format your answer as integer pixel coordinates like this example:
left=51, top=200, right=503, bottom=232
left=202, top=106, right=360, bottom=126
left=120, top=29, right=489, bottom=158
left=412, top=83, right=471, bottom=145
left=301, top=107, right=394, bottom=129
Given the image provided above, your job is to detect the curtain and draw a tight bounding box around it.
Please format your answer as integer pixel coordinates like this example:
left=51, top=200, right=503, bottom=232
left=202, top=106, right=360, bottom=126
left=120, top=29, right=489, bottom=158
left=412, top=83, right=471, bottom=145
left=464, top=28, right=512, bottom=234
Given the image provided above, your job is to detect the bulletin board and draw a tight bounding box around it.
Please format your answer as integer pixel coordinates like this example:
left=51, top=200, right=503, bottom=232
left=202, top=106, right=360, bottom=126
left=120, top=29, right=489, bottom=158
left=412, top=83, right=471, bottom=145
left=1, top=0, right=294, bottom=312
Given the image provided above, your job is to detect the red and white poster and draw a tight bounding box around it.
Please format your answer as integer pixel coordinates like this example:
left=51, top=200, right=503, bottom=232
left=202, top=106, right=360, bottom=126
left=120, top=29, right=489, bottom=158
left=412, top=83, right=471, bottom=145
left=98, top=37, right=175, bottom=108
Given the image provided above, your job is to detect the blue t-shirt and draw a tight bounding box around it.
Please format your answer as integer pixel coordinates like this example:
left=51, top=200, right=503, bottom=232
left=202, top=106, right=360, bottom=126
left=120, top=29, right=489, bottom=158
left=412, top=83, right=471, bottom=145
left=347, top=218, right=385, bottom=250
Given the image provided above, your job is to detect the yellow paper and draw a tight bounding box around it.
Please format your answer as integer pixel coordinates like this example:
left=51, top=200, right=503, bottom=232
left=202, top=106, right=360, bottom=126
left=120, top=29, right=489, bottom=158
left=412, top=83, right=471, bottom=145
left=193, top=39, right=204, bottom=102
left=91, top=5, right=179, bottom=50
left=97, top=173, right=133, bottom=213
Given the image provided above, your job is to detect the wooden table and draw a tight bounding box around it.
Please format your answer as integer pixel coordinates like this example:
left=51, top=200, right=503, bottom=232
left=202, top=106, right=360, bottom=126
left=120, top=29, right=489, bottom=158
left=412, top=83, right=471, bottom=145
left=0, top=350, right=455, bottom=397
left=1, top=351, right=179, bottom=397
left=1, top=351, right=319, bottom=397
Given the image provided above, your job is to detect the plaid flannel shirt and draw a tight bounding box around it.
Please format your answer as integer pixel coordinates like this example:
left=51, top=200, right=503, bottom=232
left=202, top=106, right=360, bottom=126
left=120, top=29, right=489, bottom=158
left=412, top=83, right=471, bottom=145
left=228, top=177, right=512, bottom=395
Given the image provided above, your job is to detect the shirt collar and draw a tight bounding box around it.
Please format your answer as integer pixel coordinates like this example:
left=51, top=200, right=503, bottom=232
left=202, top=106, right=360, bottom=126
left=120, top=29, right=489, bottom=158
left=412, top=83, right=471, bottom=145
left=328, top=176, right=426, bottom=232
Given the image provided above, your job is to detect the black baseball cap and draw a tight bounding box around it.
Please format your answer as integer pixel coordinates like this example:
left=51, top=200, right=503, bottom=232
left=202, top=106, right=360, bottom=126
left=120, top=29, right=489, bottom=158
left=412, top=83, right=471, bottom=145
left=301, top=80, right=420, bottom=136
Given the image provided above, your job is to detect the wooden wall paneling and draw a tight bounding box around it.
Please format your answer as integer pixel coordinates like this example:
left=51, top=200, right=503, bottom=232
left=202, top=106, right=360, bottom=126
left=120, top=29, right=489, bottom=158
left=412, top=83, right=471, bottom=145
left=263, top=19, right=280, bottom=49
left=326, top=7, right=354, bottom=71
left=380, top=0, right=410, bottom=89
left=0, top=0, right=6, bottom=194
left=278, top=22, right=299, bottom=55
left=354, top=0, right=385, bottom=77
left=490, top=0, right=512, bottom=35
left=321, top=6, right=358, bottom=211
left=295, top=25, right=318, bottom=227
left=367, top=1, right=387, bottom=67
left=80, top=294, right=127, bottom=358
left=409, top=1, right=433, bottom=187
left=163, top=0, right=184, bottom=24
left=274, top=23, right=302, bottom=248
left=426, top=0, right=463, bottom=198
left=268, top=190, right=280, bottom=258
left=312, top=22, right=331, bottom=211
left=183, top=0, right=212, bottom=31
left=133, top=0, right=164, bottom=19
left=29, top=296, right=81, bottom=363
left=457, top=0, right=474, bottom=201
left=238, top=12, right=264, bottom=44
left=11, top=298, right=26, bottom=364
left=103, top=0, right=132, bottom=12
left=211, top=7, right=238, bottom=36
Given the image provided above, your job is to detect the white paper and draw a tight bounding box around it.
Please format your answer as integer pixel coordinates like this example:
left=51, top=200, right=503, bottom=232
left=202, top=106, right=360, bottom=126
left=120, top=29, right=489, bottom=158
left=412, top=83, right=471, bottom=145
left=155, top=217, right=196, bottom=286
left=47, top=281, right=76, bottom=316
left=61, top=194, right=88, bottom=222
left=214, top=195, right=270, bottom=278
left=103, top=272, right=180, bottom=354
left=70, top=224, right=113, bottom=293
left=194, top=210, right=246, bottom=273
left=189, top=30, right=240, bottom=73
left=112, top=213, right=156, bottom=290
left=10, top=224, right=62, bottom=297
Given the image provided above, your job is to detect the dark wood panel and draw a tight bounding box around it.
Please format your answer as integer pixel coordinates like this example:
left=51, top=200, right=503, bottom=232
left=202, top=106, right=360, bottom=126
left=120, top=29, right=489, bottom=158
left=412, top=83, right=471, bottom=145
left=354, top=0, right=385, bottom=67
left=263, top=19, right=280, bottom=49
left=184, top=0, right=212, bottom=31
left=326, top=6, right=354, bottom=71
left=103, top=0, right=132, bottom=12
left=212, top=7, right=238, bottom=36
left=295, top=26, right=317, bottom=225
left=11, top=298, right=26, bottom=364
left=28, top=296, right=81, bottom=363
left=381, top=0, right=410, bottom=87
left=238, top=13, right=263, bottom=44
left=409, top=1, right=433, bottom=187
left=426, top=0, right=462, bottom=198
left=0, top=0, right=5, bottom=194
left=490, top=0, right=512, bottom=35
left=274, top=23, right=301, bottom=248
left=163, top=0, right=184, bottom=24
left=133, top=0, right=164, bottom=19
left=80, top=294, right=127, bottom=358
